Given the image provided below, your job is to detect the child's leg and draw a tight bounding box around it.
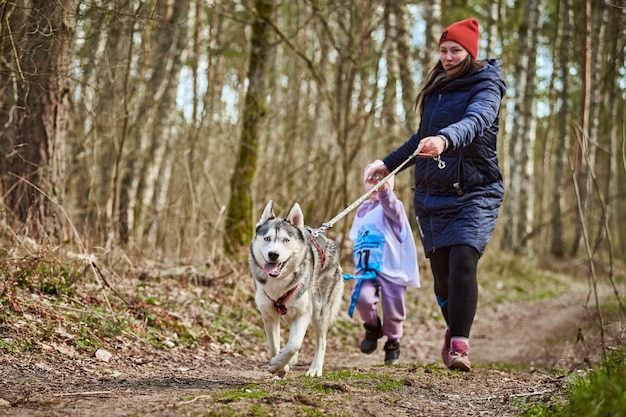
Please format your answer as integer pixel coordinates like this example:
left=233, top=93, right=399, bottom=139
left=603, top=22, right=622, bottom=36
left=378, top=278, right=407, bottom=341
left=354, top=279, right=379, bottom=325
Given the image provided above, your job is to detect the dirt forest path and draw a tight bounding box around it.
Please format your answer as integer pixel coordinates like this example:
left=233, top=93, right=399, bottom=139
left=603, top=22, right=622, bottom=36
left=1, top=277, right=601, bottom=417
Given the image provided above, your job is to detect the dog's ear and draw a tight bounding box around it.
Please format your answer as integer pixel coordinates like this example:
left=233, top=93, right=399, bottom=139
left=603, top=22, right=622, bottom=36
left=286, top=203, right=305, bottom=231
left=258, top=200, right=275, bottom=226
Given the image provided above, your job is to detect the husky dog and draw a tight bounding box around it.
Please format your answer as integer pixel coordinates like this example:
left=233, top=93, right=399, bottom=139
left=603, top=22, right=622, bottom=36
left=249, top=200, right=344, bottom=377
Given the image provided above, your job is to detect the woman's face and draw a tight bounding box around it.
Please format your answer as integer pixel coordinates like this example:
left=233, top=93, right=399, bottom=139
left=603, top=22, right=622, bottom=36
left=439, top=41, right=469, bottom=76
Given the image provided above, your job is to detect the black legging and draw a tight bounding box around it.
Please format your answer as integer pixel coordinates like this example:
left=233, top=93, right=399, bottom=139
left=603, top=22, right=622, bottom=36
left=429, top=245, right=480, bottom=338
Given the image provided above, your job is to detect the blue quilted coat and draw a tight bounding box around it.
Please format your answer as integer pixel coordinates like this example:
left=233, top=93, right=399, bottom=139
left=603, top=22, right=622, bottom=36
left=383, top=59, right=506, bottom=257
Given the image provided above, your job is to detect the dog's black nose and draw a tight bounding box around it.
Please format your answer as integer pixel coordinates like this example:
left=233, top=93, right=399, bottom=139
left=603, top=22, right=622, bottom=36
left=268, top=251, right=279, bottom=261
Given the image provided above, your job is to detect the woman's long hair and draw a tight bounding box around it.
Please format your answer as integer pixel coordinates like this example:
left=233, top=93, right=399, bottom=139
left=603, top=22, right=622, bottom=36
left=414, top=55, right=484, bottom=118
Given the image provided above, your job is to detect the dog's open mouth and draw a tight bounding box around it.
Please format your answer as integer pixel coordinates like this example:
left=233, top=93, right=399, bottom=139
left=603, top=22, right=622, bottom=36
left=264, top=262, right=285, bottom=277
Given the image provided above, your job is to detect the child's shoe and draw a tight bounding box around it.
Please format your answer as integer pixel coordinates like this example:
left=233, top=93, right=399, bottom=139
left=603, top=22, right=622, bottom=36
left=383, top=340, right=400, bottom=365
left=360, top=317, right=383, bottom=354
left=446, top=339, right=471, bottom=371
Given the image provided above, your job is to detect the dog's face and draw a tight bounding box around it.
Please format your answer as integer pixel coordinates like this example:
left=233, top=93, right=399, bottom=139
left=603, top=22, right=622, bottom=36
left=251, top=201, right=307, bottom=281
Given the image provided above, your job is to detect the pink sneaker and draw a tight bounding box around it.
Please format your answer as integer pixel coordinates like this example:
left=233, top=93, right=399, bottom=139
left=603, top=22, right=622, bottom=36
left=441, top=328, right=451, bottom=365
left=447, top=339, right=471, bottom=371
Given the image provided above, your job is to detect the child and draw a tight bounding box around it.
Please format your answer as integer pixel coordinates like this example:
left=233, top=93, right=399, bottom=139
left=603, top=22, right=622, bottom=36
left=344, top=160, right=420, bottom=364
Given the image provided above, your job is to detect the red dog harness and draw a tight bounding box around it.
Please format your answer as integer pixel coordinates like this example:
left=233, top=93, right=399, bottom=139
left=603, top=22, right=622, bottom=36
left=264, top=284, right=299, bottom=316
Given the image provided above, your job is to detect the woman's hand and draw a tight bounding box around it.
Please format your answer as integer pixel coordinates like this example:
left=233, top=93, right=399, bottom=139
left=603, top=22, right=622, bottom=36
left=414, top=135, right=448, bottom=157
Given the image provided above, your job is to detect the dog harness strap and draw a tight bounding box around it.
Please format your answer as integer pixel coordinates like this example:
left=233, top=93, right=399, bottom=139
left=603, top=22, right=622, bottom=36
left=309, top=235, right=327, bottom=268
left=264, top=284, right=299, bottom=316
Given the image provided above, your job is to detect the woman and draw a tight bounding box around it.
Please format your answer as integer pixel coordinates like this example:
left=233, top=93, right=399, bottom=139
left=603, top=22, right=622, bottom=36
left=371, top=17, right=506, bottom=371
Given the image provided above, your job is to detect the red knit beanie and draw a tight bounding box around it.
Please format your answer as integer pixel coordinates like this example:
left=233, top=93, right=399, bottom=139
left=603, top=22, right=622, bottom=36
left=439, top=18, right=480, bottom=59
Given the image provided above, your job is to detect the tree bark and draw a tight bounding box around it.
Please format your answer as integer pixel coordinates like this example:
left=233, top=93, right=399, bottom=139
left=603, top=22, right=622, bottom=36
left=517, top=0, right=541, bottom=254
left=550, top=0, right=572, bottom=258
left=224, top=0, right=275, bottom=255
left=603, top=0, right=625, bottom=256
left=0, top=0, right=76, bottom=235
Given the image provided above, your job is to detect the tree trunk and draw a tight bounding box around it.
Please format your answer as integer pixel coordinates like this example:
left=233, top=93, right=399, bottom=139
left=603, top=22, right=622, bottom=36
left=224, top=0, right=275, bottom=255
left=550, top=0, right=572, bottom=258
left=571, top=0, right=593, bottom=256
left=589, top=0, right=608, bottom=254
left=125, top=0, right=190, bottom=249
left=387, top=0, right=418, bottom=214
left=503, top=1, right=530, bottom=252
left=517, top=0, right=541, bottom=254
left=421, top=1, right=440, bottom=87
left=382, top=0, right=402, bottom=146
left=390, top=0, right=417, bottom=136
left=604, top=0, right=625, bottom=257
left=0, top=1, right=76, bottom=236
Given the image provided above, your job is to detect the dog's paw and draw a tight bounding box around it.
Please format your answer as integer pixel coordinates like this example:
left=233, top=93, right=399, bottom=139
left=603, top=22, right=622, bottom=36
left=268, top=363, right=288, bottom=378
left=268, top=356, right=288, bottom=374
left=305, top=366, right=322, bottom=377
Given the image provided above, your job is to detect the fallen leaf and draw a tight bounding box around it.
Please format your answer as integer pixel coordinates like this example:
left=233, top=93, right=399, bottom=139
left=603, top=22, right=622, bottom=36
left=96, top=348, right=113, bottom=362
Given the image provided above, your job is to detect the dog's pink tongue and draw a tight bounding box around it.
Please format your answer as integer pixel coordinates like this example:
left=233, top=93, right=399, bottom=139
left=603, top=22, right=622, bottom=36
left=264, top=263, right=281, bottom=275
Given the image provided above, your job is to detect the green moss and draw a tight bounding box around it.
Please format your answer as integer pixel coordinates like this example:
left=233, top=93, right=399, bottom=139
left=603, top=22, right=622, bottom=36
left=517, top=348, right=626, bottom=417
left=215, top=384, right=268, bottom=403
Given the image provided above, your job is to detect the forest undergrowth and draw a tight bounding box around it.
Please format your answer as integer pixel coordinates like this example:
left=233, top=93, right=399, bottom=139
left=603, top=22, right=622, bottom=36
left=0, top=231, right=625, bottom=416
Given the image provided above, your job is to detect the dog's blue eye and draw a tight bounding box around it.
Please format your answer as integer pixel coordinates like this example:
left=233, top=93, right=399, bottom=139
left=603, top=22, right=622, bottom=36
left=283, top=238, right=289, bottom=243
left=264, top=236, right=271, bottom=242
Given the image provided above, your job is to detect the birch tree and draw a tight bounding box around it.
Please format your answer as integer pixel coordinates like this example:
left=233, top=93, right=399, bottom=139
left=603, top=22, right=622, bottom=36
left=420, top=1, right=441, bottom=87
left=123, top=0, right=189, bottom=248
left=517, top=0, right=542, bottom=254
